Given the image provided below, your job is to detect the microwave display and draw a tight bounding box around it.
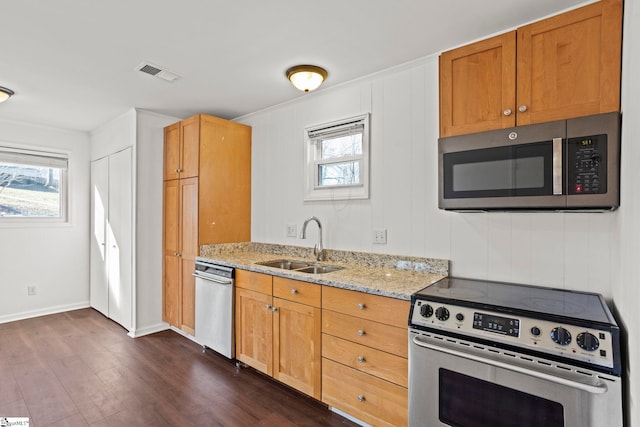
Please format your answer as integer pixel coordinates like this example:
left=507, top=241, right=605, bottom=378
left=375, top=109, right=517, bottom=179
left=567, top=134, right=607, bottom=195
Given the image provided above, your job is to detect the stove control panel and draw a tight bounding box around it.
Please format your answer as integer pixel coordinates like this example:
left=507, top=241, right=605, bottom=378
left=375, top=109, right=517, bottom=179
left=410, top=299, right=616, bottom=370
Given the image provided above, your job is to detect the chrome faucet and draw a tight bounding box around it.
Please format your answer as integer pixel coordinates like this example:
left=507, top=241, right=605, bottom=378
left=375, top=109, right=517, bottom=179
left=300, top=216, right=325, bottom=261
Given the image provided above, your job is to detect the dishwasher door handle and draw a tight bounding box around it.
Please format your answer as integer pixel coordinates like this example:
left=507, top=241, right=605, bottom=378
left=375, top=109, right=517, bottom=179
left=192, top=272, right=233, bottom=285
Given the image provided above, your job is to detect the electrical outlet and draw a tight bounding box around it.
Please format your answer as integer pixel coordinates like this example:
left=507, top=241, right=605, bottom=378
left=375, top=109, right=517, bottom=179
left=286, top=224, right=298, bottom=238
left=28, top=285, right=37, bottom=296
left=373, top=228, right=387, bottom=244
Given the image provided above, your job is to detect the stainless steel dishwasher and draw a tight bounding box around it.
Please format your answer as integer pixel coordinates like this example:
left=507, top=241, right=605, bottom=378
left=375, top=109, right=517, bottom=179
left=193, top=257, right=234, bottom=358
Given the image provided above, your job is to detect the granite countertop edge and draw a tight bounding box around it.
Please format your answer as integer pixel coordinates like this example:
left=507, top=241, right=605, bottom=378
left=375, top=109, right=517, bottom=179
left=198, top=243, right=449, bottom=300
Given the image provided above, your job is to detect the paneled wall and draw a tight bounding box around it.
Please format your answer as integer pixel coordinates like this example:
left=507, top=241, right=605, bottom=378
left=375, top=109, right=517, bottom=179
left=240, top=57, right=617, bottom=296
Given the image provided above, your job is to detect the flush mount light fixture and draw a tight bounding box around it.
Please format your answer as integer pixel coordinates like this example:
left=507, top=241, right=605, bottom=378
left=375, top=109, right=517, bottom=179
left=0, top=86, right=15, bottom=103
left=286, top=65, right=328, bottom=92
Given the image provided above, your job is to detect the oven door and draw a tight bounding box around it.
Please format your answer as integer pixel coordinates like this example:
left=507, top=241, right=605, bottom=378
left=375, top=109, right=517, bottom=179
left=408, top=330, right=622, bottom=427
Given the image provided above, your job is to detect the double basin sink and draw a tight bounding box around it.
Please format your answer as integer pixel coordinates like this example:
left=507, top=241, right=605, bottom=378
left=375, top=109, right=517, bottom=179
left=256, top=259, right=343, bottom=275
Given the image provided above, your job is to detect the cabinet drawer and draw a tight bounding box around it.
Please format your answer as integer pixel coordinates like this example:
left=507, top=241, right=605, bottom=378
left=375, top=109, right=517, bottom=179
left=235, top=270, right=272, bottom=294
left=322, top=334, right=407, bottom=387
left=322, top=310, right=408, bottom=358
left=273, top=277, right=321, bottom=307
left=322, top=286, right=410, bottom=328
left=322, top=359, right=407, bottom=427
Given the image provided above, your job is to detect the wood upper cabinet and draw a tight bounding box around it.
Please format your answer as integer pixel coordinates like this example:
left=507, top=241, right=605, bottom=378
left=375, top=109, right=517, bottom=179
left=163, top=116, right=200, bottom=180
left=439, top=32, right=517, bottom=137
left=235, top=272, right=322, bottom=399
left=516, top=0, right=622, bottom=126
left=439, top=0, right=622, bottom=137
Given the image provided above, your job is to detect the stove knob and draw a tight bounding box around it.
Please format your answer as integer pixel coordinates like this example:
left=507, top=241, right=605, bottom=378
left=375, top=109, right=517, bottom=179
left=420, top=304, right=433, bottom=318
left=456, top=313, right=464, bottom=322
left=577, top=332, right=600, bottom=352
left=550, top=327, right=572, bottom=346
left=530, top=326, right=541, bottom=337
left=435, top=307, right=450, bottom=321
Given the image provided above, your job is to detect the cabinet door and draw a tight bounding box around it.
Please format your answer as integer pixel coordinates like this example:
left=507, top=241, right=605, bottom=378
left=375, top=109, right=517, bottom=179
left=180, top=115, right=200, bottom=179
left=198, top=115, right=251, bottom=244
left=439, top=31, right=516, bottom=137
left=107, top=148, right=133, bottom=331
left=235, top=288, right=273, bottom=375
left=179, top=177, right=198, bottom=334
left=90, top=156, right=109, bottom=317
left=164, top=122, right=181, bottom=180
left=273, top=297, right=322, bottom=399
left=516, top=0, right=622, bottom=125
left=163, top=180, right=181, bottom=327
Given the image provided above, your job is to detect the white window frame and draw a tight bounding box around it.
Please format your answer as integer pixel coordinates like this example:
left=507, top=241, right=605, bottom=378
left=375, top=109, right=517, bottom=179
left=304, top=113, right=370, bottom=201
left=0, top=145, right=69, bottom=224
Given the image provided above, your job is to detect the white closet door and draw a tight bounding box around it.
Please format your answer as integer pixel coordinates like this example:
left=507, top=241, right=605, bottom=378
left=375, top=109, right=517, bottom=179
left=90, top=157, right=109, bottom=316
left=107, top=148, right=133, bottom=330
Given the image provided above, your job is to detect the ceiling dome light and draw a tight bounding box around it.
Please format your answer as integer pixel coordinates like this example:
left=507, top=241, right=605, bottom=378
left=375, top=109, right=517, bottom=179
left=286, top=65, right=328, bottom=92
left=0, top=86, right=15, bottom=103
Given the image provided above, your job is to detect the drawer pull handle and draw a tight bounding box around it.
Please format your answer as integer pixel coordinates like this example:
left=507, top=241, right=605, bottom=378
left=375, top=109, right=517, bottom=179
left=357, top=356, right=365, bottom=363
left=291, top=289, right=298, bottom=295
left=357, top=330, right=365, bottom=336
left=357, top=395, right=365, bottom=402
left=357, top=303, right=365, bottom=310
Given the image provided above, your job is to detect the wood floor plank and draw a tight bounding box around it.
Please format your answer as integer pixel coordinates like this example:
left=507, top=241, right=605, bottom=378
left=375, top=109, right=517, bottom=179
left=0, top=309, right=357, bottom=427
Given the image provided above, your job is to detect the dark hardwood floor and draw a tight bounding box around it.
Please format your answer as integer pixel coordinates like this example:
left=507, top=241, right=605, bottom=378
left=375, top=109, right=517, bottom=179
left=0, top=309, right=358, bottom=427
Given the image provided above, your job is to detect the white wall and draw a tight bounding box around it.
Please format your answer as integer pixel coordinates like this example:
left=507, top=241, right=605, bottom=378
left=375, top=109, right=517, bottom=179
left=0, top=119, right=90, bottom=322
left=240, top=11, right=639, bottom=426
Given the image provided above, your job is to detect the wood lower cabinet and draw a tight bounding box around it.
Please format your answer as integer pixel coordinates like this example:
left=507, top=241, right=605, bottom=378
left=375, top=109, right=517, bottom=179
left=439, top=0, right=622, bottom=137
left=163, top=114, right=251, bottom=334
left=235, top=271, right=322, bottom=399
left=162, top=177, right=198, bottom=334
left=322, top=286, right=410, bottom=427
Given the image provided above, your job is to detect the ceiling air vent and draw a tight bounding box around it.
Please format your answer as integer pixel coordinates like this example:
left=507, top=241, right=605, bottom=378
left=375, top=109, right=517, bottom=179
left=136, top=62, right=181, bottom=82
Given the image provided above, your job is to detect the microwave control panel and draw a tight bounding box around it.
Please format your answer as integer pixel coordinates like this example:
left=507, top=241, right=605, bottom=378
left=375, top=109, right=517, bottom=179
left=567, top=134, right=607, bottom=195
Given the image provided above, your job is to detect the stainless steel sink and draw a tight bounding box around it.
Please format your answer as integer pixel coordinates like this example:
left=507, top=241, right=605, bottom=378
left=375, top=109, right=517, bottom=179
left=295, top=265, right=343, bottom=274
left=256, top=259, right=313, bottom=270
left=255, top=259, right=343, bottom=274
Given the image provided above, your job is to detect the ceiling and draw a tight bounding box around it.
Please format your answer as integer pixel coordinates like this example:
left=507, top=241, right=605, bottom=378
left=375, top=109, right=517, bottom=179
left=1, top=0, right=589, bottom=132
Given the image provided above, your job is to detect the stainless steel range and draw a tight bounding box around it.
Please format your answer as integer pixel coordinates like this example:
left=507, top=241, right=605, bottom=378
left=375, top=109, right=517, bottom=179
left=408, top=277, right=623, bottom=427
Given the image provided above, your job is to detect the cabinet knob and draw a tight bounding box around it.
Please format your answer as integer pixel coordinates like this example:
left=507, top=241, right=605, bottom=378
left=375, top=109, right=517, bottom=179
left=357, top=356, right=365, bottom=363
left=271, top=306, right=278, bottom=312
left=503, top=108, right=512, bottom=116
left=357, top=330, right=365, bottom=336
left=357, top=303, right=365, bottom=310
left=265, top=304, right=271, bottom=310
left=173, top=252, right=178, bottom=256
left=519, top=105, right=528, bottom=113
left=357, top=395, right=366, bottom=402
left=291, top=289, right=298, bottom=295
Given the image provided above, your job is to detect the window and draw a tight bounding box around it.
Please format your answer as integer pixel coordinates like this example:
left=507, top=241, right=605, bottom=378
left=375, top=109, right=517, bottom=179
left=0, top=146, right=68, bottom=221
left=304, top=114, right=370, bottom=201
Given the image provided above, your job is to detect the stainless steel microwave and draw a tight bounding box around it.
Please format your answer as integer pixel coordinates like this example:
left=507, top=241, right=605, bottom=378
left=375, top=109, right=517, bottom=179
left=438, top=112, right=621, bottom=211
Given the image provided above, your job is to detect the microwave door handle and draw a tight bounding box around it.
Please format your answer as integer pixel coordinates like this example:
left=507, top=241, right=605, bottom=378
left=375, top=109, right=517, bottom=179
left=553, top=137, right=563, bottom=195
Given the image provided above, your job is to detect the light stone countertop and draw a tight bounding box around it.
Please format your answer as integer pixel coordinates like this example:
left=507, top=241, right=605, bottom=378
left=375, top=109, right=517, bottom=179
left=199, top=243, right=448, bottom=300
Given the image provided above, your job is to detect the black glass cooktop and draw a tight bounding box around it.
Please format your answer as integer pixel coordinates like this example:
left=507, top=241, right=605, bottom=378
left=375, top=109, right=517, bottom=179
left=414, top=277, right=616, bottom=325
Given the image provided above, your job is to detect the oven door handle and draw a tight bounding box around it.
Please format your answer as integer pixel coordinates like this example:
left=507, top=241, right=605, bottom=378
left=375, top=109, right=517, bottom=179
left=412, top=335, right=608, bottom=395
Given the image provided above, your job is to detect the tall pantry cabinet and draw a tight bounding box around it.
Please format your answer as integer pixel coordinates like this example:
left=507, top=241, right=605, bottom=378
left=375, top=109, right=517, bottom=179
left=163, top=114, right=251, bottom=335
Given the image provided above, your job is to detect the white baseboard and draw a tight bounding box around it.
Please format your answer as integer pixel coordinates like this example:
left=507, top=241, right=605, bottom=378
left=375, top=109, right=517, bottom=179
left=329, top=407, right=371, bottom=427
left=128, top=322, right=171, bottom=338
left=0, top=301, right=91, bottom=324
